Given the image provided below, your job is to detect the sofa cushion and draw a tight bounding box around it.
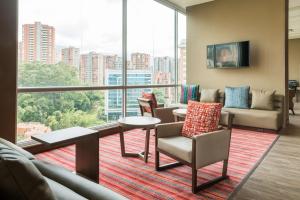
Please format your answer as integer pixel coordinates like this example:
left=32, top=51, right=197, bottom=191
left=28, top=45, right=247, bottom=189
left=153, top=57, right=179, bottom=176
left=224, top=86, right=250, bottom=109
left=45, top=177, right=87, bottom=200
left=182, top=101, right=222, bottom=138
left=158, top=136, right=192, bottom=163
left=0, top=143, right=55, bottom=200
left=251, top=89, right=275, bottom=110
left=180, top=84, right=200, bottom=104
left=200, top=89, right=219, bottom=103
left=222, top=107, right=282, bottom=130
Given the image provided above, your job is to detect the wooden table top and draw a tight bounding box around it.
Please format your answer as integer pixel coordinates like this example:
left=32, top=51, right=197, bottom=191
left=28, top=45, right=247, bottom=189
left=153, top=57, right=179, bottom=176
left=118, top=116, right=161, bottom=128
left=31, top=126, right=98, bottom=145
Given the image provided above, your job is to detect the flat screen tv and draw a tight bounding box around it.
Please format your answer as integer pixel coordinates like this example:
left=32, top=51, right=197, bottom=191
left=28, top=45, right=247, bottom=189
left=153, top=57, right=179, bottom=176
left=207, top=41, right=249, bottom=68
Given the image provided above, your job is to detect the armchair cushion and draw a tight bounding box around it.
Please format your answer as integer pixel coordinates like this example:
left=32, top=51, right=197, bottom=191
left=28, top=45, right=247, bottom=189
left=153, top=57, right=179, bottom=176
left=182, top=101, right=222, bottom=138
left=142, top=92, right=158, bottom=113
left=158, top=136, right=192, bottom=163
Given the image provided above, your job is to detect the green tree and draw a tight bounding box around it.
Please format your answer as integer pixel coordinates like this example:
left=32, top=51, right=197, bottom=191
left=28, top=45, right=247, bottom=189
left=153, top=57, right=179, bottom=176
left=18, top=62, right=106, bottom=131
left=153, top=88, right=166, bottom=104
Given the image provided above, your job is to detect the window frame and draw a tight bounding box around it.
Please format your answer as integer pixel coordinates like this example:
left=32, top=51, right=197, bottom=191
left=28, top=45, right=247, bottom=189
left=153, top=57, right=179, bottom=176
left=17, top=0, right=186, bottom=144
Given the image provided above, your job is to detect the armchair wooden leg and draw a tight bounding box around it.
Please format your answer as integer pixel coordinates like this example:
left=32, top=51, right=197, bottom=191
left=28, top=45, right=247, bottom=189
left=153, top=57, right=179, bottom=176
left=155, top=150, right=160, bottom=171
left=192, top=167, right=197, bottom=194
left=157, top=162, right=183, bottom=171
left=222, top=159, right=228, bottom=177
left=155, top=150, right=183, bottom=171
left=191, top=160, right=229, bottom=194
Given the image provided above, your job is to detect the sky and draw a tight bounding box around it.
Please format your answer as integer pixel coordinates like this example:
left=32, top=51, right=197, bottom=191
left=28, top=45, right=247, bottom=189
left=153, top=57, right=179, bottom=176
left=18, top=0, right=186, bottom=57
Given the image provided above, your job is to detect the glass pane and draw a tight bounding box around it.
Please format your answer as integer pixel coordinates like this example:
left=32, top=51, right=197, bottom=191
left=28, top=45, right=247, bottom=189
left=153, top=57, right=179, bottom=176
left=127, top=0, right=175, bottom=86
left=17, top=90, right=121, bottom=142
left=18, top=0, right=122, bottom=87
left=126, top=87, right=176, bottom=116
left=178, top=13, right=186, bottom=84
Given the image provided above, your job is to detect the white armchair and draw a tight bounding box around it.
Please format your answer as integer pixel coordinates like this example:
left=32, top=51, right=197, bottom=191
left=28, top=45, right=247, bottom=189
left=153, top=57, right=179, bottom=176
left=155, top=111, right=234, bottom=193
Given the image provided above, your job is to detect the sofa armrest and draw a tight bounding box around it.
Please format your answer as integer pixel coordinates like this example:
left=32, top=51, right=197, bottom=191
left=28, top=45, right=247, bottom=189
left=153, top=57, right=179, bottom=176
left=154, top=107, right=178, bottom=123
left=219, top=111, right=234, bottom=129
left=155, top=122, right=184, bottom=138
left=33, top=160, right=128, bottom=200
left=193, top=129, right=231, bottom=169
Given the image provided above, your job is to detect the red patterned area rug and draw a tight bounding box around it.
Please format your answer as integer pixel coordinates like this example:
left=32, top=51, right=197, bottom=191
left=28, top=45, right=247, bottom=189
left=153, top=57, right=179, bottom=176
left=37, top=128, right=278, bottom=200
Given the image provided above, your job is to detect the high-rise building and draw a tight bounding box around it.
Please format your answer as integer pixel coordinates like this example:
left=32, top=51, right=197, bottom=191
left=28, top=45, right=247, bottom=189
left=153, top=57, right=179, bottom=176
left=130, top=53, right=150, bottom=70
left=105, top=70, right=152, bottom=120
left=22, top=22, right=55, bottom=64
left=104, top=55, right=122, bottom=70
left=153, top=57, right=173, bottom=85
left=178, top=39, right=186, bottom=84
left=80, top=52, right=105, bottom=85
left=55, top=45, right=64, bottom=64
left=154, top=56, right=174, bottom=73
left=61, top=47, right=80, bottom=70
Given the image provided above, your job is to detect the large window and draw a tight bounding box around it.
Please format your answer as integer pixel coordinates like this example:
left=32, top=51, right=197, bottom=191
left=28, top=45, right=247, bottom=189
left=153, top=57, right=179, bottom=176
left=17, top=0, right=186, bottom=142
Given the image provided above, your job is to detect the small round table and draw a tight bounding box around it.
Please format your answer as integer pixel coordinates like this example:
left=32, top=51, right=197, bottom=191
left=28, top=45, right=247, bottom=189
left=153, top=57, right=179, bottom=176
left=118, top=116, right=161, bottom=163
left=172, top=108, right=187, bottom=122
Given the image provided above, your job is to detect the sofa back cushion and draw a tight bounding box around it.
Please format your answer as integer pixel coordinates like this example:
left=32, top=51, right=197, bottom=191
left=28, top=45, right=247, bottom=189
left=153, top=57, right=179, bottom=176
left=182, top=101, right=222, bottom=138
left=200, top=89, right=219, bottom=103
left=224, top=86, right=250, bottom=109
left=251, top=89, right=275, bottom=110
left=180, top=84, right=200, bottom=104
left=0, top=143, right=55, bottom=200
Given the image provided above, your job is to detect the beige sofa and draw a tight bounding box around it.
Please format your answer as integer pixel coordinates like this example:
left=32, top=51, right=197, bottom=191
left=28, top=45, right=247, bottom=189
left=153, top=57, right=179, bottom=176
left=218, top=92, right=284, bottom=131
left=170, top=91, right=284, bottom=131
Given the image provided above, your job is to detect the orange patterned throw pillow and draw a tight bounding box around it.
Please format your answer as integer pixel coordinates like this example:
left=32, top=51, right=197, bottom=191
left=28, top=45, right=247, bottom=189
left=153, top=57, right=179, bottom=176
left=181, top=101, right=222, bottom=138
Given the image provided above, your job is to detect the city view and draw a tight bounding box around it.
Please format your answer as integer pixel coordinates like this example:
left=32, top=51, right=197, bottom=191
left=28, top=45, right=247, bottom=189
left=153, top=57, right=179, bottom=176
left=17, top=0, right=186, bottom=141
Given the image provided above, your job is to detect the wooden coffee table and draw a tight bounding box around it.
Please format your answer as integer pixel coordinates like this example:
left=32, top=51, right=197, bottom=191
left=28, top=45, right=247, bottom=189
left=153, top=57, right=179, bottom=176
left=31, top=127, right=99, bottom=182
left=118, top=116, right=161, bottom=163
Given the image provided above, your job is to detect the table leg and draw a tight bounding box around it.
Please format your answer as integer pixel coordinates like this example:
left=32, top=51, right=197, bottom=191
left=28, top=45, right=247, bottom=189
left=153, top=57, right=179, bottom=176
left=76, top=135, right=99, bottom=183
left=119, top=127, right=140, bottom=158
left=144, top=128, right=151, bottom=163
left=174, top=115, right=178, bottom=122
left=119, top=128, right=126, bottom=157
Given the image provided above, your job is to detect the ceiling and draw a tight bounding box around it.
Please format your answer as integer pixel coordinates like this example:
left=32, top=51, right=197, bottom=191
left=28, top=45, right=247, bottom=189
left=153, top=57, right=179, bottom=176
left=168, top=0, right=300, bottom=39
left=290, top=0, right=300, bottom=39
left=167, top=0, right=214, bottom=8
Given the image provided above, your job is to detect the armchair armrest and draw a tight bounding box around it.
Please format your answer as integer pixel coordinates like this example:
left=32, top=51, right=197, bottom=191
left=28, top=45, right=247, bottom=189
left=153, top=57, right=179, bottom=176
left=193, top=129, right=231, bottom=169
left=154, top=107, right=179, bottom=123
left=155, top=122, right=184, bottom=138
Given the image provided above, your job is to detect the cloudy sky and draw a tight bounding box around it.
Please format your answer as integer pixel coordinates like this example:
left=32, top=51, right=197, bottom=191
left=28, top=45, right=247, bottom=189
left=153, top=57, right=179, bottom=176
left=19, top=0, right=186, bottom=57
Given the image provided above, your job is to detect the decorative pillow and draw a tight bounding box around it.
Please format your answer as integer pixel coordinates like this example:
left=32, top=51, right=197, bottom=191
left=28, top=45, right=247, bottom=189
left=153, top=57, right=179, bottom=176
left=180, top=84, right=200, bottom=104
left=142, top=92, right=158, bottom=113
left=181, top=101, right=222, bottom=138
left=224, top=86, right=250, bottom=109
left=200, top=89, right=219, bottom=103
left=251, top=89, right=275, bottom=110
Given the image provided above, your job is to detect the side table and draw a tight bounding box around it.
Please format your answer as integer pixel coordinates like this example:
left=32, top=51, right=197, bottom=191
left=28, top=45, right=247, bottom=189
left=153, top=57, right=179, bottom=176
left=118, top=116, right=161, bottom=163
